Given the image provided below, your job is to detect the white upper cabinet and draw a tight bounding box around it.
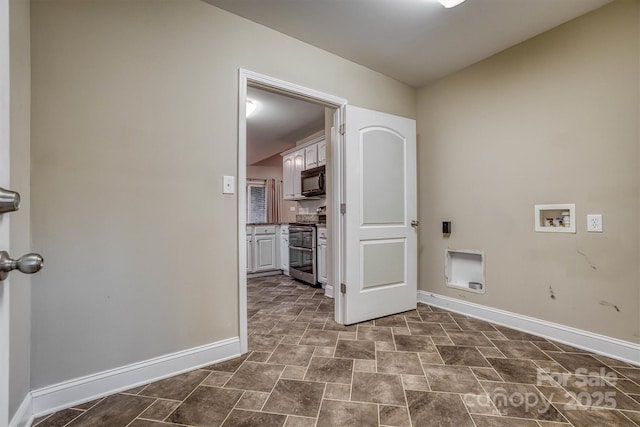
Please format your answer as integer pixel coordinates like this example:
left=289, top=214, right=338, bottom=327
left=318, top=139, right=326, bottom=166
left=292, top=150, right=305, bottom=199
left=283, top=153, right=295, bottom=199
left=305, top=144, right=318, bottom=169
left=282, top=135, right=326, bottom=200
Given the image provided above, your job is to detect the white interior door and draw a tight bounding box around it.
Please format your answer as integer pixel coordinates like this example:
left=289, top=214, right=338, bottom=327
left=0, top=0, right=10, bottom=421
left=340, top=105, right=417, bottom=325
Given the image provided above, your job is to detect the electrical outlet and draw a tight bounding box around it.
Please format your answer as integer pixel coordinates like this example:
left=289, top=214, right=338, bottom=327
left=587, top=214, right=603, bottom=232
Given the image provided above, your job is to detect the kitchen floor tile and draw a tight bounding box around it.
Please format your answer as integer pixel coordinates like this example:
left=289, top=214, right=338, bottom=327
left=357, top=326, right=394, bottom=342
left=487, top=358, right=543, bottom=384
left=167, top=386, right=243, bottom=426
left=225, top=362, right=285, bottom=392
left=316, top=400, right=378, bottom=427
left=221, top=409, right=286, bottom=427
left=298, top=330, right=339, bottom=347
left=393, top=334, right=436, bottom=353
left=304, top=356, right=353, bottom=384
left=351, top=371, right=405, bottom=405
left=66, top=394, right=154, bottom=427
left=437, top=345, right=491, bottom=367
left=262, top=379, right=325, bottom=418
left=422, top=364, right=484, bottom=394
left=405, top=390, right=474, bottom=427
left=267, top=344, right=315, bottom=366
left=334, top=339, right=376, bottom=360
left=140, top=370, right=209, bottom=401
left=447, top=330, right=494, bottom=347
left=376, top=351, right=423, bottom=375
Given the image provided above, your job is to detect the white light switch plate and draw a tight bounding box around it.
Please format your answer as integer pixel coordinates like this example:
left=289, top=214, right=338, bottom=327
left=587, top=214, right=603, bottom=232
left=223, top=175, right=235, bottom=194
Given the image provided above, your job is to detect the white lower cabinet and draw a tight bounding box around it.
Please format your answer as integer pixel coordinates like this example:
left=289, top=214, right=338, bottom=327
left=254, top=235, right=276, bottom=271
left=246, top=234, right=253, bottom=273
left=247, top=224, right=288, bottom=275
left=317, top=227, right=327, bottom=285
left=280, top=225, right=289, bottom=275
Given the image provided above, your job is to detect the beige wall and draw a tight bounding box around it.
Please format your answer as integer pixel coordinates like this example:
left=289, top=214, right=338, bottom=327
left=417, top=0, right=639, bottom=343
left=9, top=0, right=30, bottom=418
left=30, top=0, right=415, bottom=388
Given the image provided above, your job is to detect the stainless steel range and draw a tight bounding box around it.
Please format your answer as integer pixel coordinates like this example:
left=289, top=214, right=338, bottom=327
left=288, top=224, right=319, bottom=287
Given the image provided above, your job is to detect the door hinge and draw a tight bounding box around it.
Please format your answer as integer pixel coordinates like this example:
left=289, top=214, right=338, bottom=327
left=340, top=203, right=346, bottom=215
left=339, top=124, right=345, bottom=135
left=340, top=283, right=346, bottom=294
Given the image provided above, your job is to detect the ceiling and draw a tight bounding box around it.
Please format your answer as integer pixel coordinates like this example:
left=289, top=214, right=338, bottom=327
left=205, top=0, right=612, bottom=87
left=246, top=86, right=325, bottom=166
left=230, top=0, right=613, bottom=165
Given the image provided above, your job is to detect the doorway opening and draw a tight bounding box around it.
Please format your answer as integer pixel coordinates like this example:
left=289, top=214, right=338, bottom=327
left=237, top=70, right=347, bottom=353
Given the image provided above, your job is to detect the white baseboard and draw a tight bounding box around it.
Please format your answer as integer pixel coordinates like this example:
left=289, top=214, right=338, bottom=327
left=31, top=336, right=241, bottom=418
left=418, top=291, right=640, bottom=366
left=9, top=393, right=32, bottom=427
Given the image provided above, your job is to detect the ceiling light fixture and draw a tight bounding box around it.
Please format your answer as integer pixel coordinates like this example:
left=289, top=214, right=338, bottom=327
left=438, top=0, right=466, bottom=8
left=246, top=99, right=257, bottom=117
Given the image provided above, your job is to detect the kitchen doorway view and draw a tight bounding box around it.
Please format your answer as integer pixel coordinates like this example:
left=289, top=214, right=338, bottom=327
left=242, top=80, right=338, bottom=349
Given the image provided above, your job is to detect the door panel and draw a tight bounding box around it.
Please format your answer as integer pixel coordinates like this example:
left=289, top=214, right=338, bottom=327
left=340, top=105, right=417, bottom=325
left=361, top=239, right=405, bottom=289
left=362, top=128, right=405, bottom=225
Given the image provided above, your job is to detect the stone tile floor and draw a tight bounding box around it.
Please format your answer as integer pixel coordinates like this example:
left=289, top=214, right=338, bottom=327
left=34, top=275, right=640, bottom=426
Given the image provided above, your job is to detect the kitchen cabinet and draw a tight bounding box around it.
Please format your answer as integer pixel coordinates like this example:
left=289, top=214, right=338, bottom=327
left=246, top=233, right=253, bottom=274
left=279, top=225, right=289, bottom=275
left=305, top=144, right=318, bottom=169
left=292, top=151, right=304, bottom=198
left=253, top=225, right=277, bottom=272
left=283, top=150, right=305, bottom=200
left=281, top=136, right=326, bottom=200
left=317, top=226, right=327, bottom=285
left=254, top=235, right=276, bottom=271
left=318, top=139, right=326, bottom=166
left=283, top=154, right=295, bottom=199
left=245, top=224, right=296, bottom=277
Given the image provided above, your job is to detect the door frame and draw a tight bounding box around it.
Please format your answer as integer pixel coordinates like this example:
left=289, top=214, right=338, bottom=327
left=237, top=69, right=347, bottom=352
left=0, top=0, right=10, bottom=422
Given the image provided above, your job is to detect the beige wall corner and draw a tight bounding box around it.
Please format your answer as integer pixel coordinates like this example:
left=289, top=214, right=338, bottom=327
left=417, top=0, right=640, bottom=344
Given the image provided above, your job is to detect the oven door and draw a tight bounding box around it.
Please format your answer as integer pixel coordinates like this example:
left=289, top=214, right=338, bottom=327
left=289, top=226, right=317, bottom=285
left=289, top=246, right=315, bottom=284
left=289, top=226, right=314, bottom=249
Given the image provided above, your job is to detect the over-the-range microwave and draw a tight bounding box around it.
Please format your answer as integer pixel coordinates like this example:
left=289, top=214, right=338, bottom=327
left=301, top=165, right=325, bottom=197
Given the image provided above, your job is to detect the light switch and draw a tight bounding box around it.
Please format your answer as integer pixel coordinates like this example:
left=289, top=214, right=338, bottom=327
left=223, top=176, right=235, bottom=194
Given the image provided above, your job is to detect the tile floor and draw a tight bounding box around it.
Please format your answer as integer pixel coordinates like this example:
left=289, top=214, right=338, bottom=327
left=34, top=275, right=640, bottom=426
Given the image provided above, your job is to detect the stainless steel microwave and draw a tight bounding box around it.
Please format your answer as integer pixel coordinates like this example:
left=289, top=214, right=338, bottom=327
left=301, top=165, right=326, bottom=197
